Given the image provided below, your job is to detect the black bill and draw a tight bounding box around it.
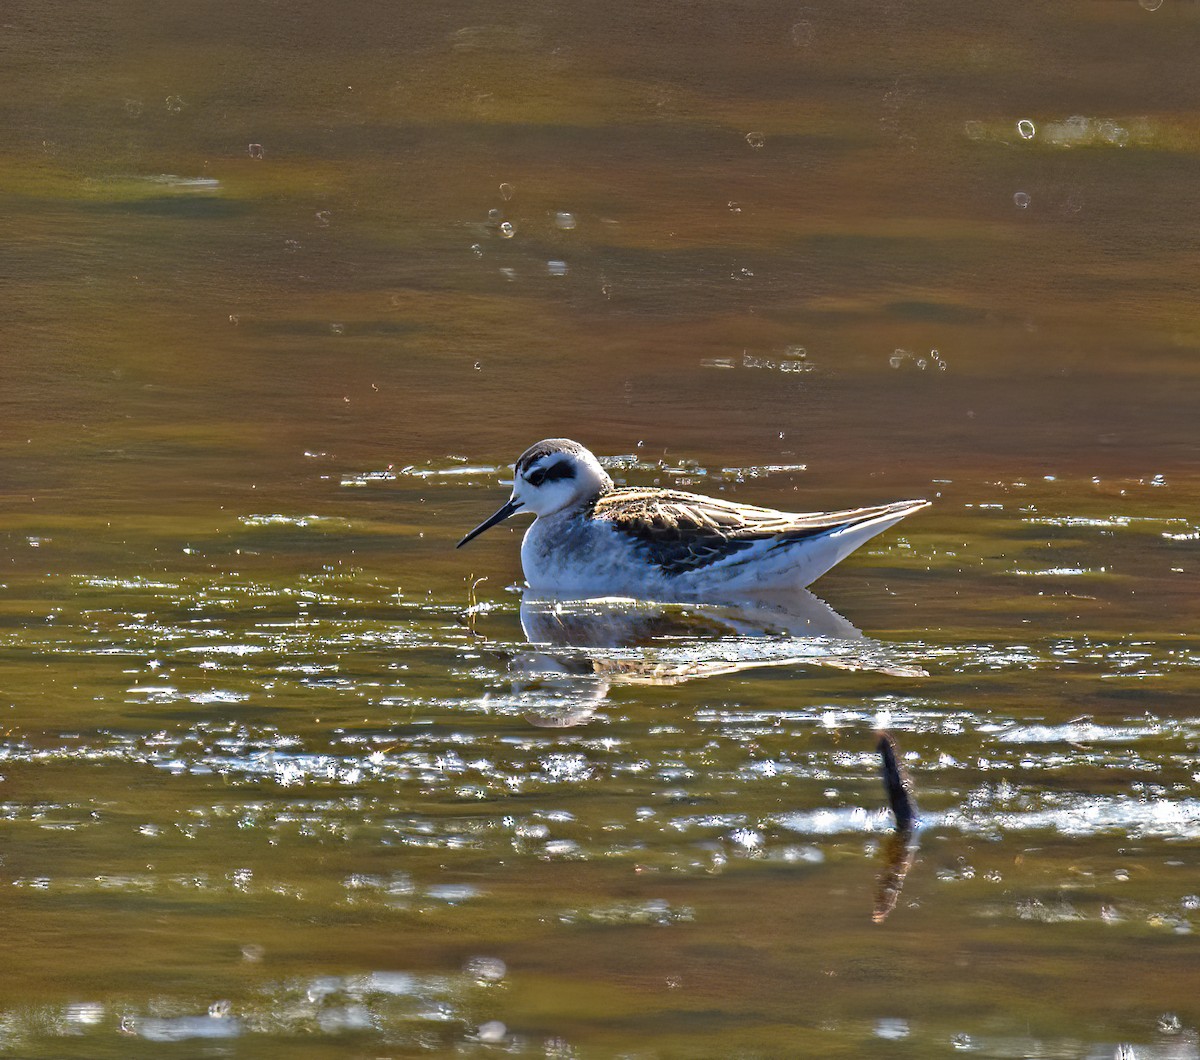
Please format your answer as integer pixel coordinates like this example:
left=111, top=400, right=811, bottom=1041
left=456, top=497, right=524, bottom=548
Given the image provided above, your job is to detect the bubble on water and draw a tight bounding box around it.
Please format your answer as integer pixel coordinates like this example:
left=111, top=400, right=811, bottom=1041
left=1016, top=118, right=1036, bottom=140
left=1100, top=120, right=1130, bottom=146
left=499, top=182, right=514, bottom=200
left=499, top=221, right=515, bottom=238
left=124, top=99, right=143, bottom=118
left=315, top=210, right=331, bottom=226
left=1139, top=0, right=1164, bottom=9
left=888, top=347, right=946, bottom=372
left=950, top=1033, right=973, bottom=1051
left=247, top=143, right=264, bottom=160
left=745, top=131, right=766, bottom=148
left=790, top=20, right=814, bottom=46
left=465, top=956, right=507, bottom=984
left=728, top=201, right=741, bottom=213
left=477, top=1021, right=506, bottom=1043
left=165, top=95, right=185, bottom=113
left=1013, top=191, right=1031, bottom=209
left=470, top=244, right=483, bottom=257
left=283, top=239, right=302, bottom=251
left=330, top=323, right=345, bottom=336
left=1158, top=1013, right=1183, bottom=1034
left=554, top=211, right=576, bottom=230
left=487, top=208, right=503, bottom=223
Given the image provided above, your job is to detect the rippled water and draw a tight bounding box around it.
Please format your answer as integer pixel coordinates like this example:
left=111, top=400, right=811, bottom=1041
left=6, top=1, right=1200, bottom=1056
left=6, top=465, right=1200, bottom=1056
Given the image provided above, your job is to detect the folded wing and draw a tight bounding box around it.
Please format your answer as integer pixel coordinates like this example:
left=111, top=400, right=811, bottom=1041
left=593, top=489, right=926, bottom=577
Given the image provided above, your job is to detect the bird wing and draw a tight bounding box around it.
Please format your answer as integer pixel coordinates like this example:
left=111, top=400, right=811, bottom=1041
left=591, top=488, right=919, bottom=576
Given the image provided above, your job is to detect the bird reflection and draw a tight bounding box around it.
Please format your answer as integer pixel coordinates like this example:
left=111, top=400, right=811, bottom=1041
left=490, top=593, right=925, bottom=919
left=519, top=588, right=862, bottom=648
left=505, top=590, right=923, bottom=727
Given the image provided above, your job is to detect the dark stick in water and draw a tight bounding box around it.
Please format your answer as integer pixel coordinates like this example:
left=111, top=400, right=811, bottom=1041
left=873, top=731, right=920, bottom=924
left=877, top=731, right=918, bottom=831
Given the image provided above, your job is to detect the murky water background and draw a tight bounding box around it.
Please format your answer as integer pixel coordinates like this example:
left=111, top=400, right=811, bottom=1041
left=5, top=1, right=1200, bottom=1056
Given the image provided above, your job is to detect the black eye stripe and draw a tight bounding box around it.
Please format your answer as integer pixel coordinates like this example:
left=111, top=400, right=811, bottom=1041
left=526, top=460, right=574, bottom=487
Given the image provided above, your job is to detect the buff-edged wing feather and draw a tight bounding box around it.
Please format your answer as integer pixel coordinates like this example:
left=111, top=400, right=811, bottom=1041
left=591, top=488, right=928, bottom=577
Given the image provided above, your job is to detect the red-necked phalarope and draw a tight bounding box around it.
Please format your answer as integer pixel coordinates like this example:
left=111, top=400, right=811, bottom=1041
left=456, top=438, right=929, bottom=597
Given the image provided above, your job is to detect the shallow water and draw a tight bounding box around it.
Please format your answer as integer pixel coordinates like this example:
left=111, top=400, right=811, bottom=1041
left=5, top=1, right=1200, bottom=1056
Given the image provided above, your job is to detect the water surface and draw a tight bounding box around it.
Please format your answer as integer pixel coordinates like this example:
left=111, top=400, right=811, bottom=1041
left=4, top=1, right=1200, bottom=1056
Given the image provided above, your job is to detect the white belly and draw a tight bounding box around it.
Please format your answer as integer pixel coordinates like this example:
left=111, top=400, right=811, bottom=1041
left=519, top=505, right=912, bottom=600
left=520, top=513, right=651, bottom=595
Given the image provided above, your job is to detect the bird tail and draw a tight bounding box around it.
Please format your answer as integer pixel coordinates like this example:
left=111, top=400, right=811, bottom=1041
left=774, top=499, right=930, bottom=587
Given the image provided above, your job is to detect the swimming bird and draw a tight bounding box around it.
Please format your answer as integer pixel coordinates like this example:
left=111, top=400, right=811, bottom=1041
left=456, top=438, right=928, bottom=598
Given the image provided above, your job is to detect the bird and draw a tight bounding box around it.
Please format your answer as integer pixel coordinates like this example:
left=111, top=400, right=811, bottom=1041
left=456, top=438, right=929, bottom=598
